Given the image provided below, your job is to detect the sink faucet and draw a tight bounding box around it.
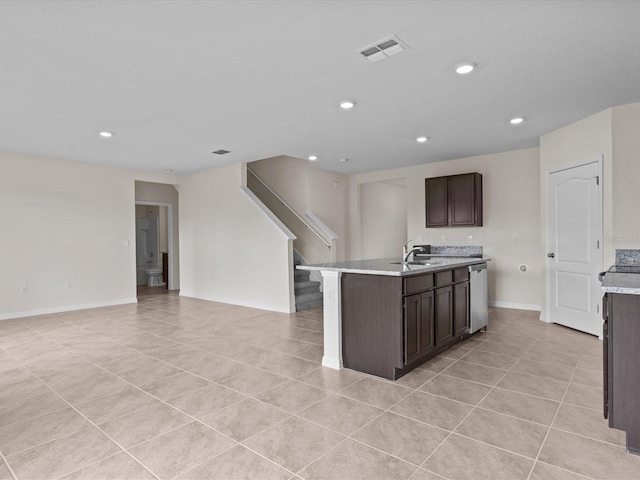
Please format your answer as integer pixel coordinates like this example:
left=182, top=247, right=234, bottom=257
left=404, top=246, right=426, bottom=262
left=403, top=240, right=426, bottom=262
left=402, top=239, right=412, bottom=260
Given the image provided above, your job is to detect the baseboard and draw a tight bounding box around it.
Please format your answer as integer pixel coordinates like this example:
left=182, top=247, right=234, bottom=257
left=488, top=301, right=542, bottom=312
left=179, top=292, right=294, bottom=314
left=0, top=297, right=138, bottom=321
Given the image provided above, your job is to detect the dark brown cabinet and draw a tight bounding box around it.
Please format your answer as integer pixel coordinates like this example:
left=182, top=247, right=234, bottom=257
left=342, top=266, right=471, bottom=380
left=425, top=176, right=449, bottom=227
left=425, top=173, right=483, bottom=227
left=603, top=293, right=640, bottom=455
left=434, top=286, right=453, bottom=347
left=404, top=290, right=435, bottom=364
left=454, top=280, right=470, bottom=337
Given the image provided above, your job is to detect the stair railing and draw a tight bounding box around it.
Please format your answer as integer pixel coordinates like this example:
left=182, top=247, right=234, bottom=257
left=247, top=168, right=333, bottom=255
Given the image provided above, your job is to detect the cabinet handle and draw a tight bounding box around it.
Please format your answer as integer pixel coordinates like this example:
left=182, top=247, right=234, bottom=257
left=547, top=253, right=555, bottom=258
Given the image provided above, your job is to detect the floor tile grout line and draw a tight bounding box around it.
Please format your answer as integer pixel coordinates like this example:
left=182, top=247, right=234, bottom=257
left=3, top=303, right=605, bottom=479
left=3, top=324, right=301, bottom=479
left=420, top=337, right=537, bottom=470
left=21, top=312, right=321, bottom=427
left=0, top=445, right=18, bottom=480
left=171, top=441, right=298, bottom=480
left=20, top=310, right=324, bottom=478
left=1, top=423, right=93, bottom=459
left=525, top=344, right=591, bottom=480
left=53, top=451, right=125, bottom=480
left=255, top=374, right=426, bottom=477
left=533, top=459, right=597, bottom=480
left=544, top=426, right=629, bottom=450
left=0, top=348, right=162, bottom=480
left=70, top=314, right=325, bottom=390
left=272, top=328, right=558, bottom=477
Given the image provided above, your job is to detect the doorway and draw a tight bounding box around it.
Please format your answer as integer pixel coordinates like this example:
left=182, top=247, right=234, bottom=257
left=135, top=201, right=177, bottom=290
left=545, top=157, right=602, bottom=336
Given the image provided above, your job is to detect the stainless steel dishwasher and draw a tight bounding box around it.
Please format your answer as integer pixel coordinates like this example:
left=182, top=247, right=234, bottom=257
left=468, top=263, right=488, bottom=333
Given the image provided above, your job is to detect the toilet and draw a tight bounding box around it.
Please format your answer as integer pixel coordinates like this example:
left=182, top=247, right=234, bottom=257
left=144, top=268, right=163, bottom=287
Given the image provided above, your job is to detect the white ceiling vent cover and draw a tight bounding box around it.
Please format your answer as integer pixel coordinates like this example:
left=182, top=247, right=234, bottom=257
left=359, top=36, right=409, bottom=63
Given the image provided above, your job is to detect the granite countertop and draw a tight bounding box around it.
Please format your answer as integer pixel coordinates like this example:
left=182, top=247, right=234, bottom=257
left=601, top=249, right=640, bottom=295
left=297, top=256, right=490, bottom=277
left=601, top=268, right=640, bottom=295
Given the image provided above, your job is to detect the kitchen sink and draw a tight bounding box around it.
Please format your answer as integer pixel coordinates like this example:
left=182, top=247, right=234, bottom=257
left=390, top=260, right=442, bottom=265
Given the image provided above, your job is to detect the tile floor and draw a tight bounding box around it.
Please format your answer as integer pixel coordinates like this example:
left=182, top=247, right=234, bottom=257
left=1, top=291, right=640, bottom=480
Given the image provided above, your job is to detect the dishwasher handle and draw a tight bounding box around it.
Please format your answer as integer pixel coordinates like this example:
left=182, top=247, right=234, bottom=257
left=469, top=263, right=487, bottom=272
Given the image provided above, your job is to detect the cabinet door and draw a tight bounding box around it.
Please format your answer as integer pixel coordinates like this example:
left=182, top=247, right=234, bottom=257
left=450, top=174, right=477, bottom=226
left=435, top=286, right=453, bottom=347
left=420, top=290, right=435, bottom=355
left=425, top=177, right=449, bottom=227
left=404, top=294, right=421, bottom=364
left=404, top=290, right=435, bottom=365
left=453, top=281, right=469, bottom=337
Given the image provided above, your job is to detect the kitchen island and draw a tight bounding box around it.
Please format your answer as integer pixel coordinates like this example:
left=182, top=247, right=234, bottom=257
left=298, top=256, right=490, bottom=380
left=601, top=249, right=640, bottom=456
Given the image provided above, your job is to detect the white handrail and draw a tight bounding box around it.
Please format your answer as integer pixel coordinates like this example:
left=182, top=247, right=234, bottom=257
left=247, top=168, right=331, bottom=249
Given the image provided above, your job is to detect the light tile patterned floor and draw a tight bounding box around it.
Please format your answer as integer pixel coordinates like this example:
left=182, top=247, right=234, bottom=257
left=1, top=290, right=640, bottom=480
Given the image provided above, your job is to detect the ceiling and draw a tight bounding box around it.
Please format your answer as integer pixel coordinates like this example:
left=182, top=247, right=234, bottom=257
left=2, top=1, right=640, bottom=175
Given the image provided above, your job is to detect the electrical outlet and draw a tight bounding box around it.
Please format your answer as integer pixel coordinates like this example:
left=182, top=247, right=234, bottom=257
left=440, top=235, right=446, bottom=243
left=512, top=234, right=519, bottom=242
left=468, top=235, right=473, bottom=243
left=21, top=284, right=28, bottom=294
left=65, top=281, right=72, bottom=289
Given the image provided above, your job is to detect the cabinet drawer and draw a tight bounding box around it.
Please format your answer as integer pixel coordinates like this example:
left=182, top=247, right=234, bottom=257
left=453, top=268, right=468, bottom=283
left=404, top=274, right=434, bottom=295
left=435, top=270, right=453, bottom=287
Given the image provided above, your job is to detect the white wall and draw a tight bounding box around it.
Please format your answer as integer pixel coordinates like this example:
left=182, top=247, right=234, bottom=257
left=360, top=180, right=407, bottom=259
left=612, top=102, right=640, bottom=249
left=249, top=155, right=349, bottom=261
left=178, top=162, right=294, bottom=313
left=350, top=148, right=542, bottom=310
left=0, top=152, right=140, bottom=319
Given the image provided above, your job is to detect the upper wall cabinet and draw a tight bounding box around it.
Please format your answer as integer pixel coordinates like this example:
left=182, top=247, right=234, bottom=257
left=425, top=173, right=483, bottom=227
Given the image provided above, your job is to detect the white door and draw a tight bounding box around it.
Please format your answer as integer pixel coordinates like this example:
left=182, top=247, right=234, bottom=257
left=547, top=160, right=601, bottom=336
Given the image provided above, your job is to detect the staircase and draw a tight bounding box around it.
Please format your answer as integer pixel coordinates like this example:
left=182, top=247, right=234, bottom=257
left=294, top=261, right=323, bottom=311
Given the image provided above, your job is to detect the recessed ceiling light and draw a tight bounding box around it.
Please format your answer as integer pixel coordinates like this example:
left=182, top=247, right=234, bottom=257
left=340, top=158, right=349, bottom=163
left=308, top=155, right=318, bottom=161
left=99, top=131, right=113, bottom=138
left=510, top=117, right=524, bottom=125
left=416, top=136, right=428, bottom=143
left=339, top=100, right=356, bottom=109
left=455, top=62, right=476, bottom=75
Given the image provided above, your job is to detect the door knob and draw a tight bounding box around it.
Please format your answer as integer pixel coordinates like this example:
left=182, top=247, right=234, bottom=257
left=547, top=253, right=555, bottom=258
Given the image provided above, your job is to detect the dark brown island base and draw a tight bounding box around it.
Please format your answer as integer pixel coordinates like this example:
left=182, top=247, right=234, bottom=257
left=601, top=251, right=640, bottom=457
left=342, top=266, right=473, bottom=380
left=603, top=291, right=640, bottom=455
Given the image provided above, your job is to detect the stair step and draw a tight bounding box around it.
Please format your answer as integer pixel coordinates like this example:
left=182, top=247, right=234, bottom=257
left=295, top=281, right=321, bottom=295
left=295, top=291, right=323, bottom=305
left=296, top=291, right=323, bottom=311
left=294, top=269, right=310, bottom=281
left=296, top=299, right=323, bottom=311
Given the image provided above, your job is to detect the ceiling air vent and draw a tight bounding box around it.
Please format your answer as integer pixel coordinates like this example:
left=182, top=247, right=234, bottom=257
left=212, top=149, right=230, bottom=155
left=359, top=36, right=408, bottom=63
